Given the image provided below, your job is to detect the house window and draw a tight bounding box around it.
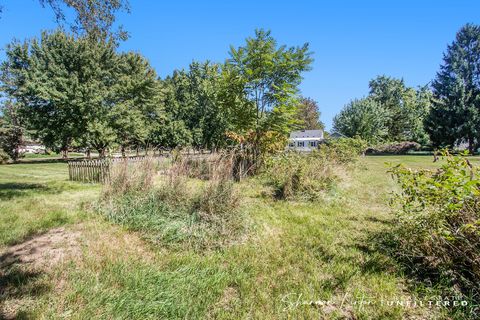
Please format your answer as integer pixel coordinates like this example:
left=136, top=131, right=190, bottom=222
left=297, top=141, right=305, bottom=147
left=289, top=142, right=295, bottom=147
left=309, top=141, right=317, bottom=147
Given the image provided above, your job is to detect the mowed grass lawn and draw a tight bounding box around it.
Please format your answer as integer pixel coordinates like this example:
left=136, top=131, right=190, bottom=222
left=0, top=163, right=99, bottom=247
left=1, top=155, right=477, bottom=319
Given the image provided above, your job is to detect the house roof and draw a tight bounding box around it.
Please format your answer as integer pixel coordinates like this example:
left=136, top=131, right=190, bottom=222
left=290, top=129, right=323, bottom=139
left=329, top=132, right=346, bottom=138
left=289, top=137, right=323, bottom=141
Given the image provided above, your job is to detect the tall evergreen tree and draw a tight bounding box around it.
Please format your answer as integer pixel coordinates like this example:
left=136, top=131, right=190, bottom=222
left=427, top=23, right=480, bottom=153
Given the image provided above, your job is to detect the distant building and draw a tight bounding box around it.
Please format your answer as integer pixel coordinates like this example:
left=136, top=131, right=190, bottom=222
left=328, top=132, right=346, bottom=139
left=287, top=129, right=324, bottom=151
left=18, top=143, right=46, bottom=154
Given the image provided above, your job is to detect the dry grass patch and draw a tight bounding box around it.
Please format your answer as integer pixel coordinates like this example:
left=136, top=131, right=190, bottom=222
left=0, top=227, right=81, bottom=271
left=99, top=154, right=248, bottom=251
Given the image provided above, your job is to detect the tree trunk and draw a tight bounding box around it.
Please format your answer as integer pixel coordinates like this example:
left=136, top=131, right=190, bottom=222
left=62, top=149, right=68, bottom=159
left=13, top=148, right=20, bottom=162
left=98, top=148, right=106, bottom=158
left=86, top=149, right=91, bottom=159
left=468, top=137, right=475, bottom=155
left=121, top=145, right=126, bottom=157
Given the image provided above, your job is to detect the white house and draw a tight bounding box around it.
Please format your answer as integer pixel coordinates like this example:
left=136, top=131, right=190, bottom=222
left=18, top=143, right=46, bottom=154
left=287, top=129, right=324, bottom=151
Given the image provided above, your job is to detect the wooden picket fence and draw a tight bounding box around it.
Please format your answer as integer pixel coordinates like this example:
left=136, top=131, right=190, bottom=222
left=68, top=159, right=111, bottom=183
left=68, top=156, right=170, bottom=183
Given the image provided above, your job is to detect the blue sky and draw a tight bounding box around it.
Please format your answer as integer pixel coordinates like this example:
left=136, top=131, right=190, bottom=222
left=0, top=0, right=479, bottom=129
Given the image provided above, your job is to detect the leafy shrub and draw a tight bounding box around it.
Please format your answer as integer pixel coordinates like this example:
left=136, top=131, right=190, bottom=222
left=388, top=152, right=480, bottom=304
left=263, top=151, right=336, bottom=200
left=366, top=141, right=421, bottom=154
left=0, top=148, right=9, bottom=164
left=263, top=138, right=365, bottom=200
left=320, top=137, right=368, bottom=163
left=0, top=126, right=23, bottom=162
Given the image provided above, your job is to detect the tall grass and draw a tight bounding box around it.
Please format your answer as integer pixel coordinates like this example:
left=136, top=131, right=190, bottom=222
left=99, top=153, right=245, bottom=250
left=101, top=157, right=158, bottom=198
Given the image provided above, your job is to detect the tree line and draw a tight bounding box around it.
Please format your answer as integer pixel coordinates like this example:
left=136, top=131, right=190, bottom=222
left=333, top=23, right=480, bottom=154
left=0, top=29, right=322, bottom=159
left=3, top=1, right=477, bottom=159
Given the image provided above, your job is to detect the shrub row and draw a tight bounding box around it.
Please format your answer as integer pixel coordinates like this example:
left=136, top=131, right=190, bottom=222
left=366, top=141, right=421, bottom=155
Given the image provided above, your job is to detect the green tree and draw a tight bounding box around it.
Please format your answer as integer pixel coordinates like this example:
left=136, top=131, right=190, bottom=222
left=1, top=31, right=120, bottom=157
left=112, top=52, right=162, bottom=155
left=369, top=76, right=410, bottom=141
left=161, top=68, right=197, bottom=149
left=410, top=86, right=432, bottom=145
left=188, top=62, right=230, bottom=150
left=225, top=29, right=313, bottom=154
left=0, top=126, right=23, bottom=162
left=427, top=23, right=480, bottom=153
left=333, top=98, right=388, bottom=144
left=296, top=97, right=324, bottom=130
left=161, top=61, right=231, bottom=150
left=366, top=75, right=432, bottom=144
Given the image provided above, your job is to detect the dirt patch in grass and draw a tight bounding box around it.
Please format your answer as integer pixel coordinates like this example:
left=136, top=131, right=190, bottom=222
left=0, top=227, right=82, bottom=319
left=0, top=227, right=82, bottom=271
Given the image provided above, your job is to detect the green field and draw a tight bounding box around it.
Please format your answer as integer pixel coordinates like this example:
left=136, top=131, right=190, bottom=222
left=0, top=156, right=476, bottom=319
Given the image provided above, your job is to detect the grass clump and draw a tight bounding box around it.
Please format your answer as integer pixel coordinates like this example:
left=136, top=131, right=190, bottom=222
left=388, top=151, right=480, bottom=316
left=100, top=155, right=244, bottom=250
left=101, top=157, right=158, bottom=198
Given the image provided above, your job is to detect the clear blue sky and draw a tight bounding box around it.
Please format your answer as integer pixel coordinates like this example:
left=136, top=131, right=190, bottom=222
left=0, top=0, right=479, bottom=129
